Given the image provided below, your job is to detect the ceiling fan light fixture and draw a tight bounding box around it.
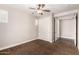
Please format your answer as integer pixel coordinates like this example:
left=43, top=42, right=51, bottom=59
left=37, top=10, right=43, bottom=14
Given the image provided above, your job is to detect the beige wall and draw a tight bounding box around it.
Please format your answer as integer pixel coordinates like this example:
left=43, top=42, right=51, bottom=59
left=38, top=15, right=53, bottom=43
left=0, top=5, right=37, bottom=50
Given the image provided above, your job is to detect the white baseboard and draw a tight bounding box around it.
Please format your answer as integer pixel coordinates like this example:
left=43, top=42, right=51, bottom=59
left=0, top=39, right=36, bottom=51
left=0, top=38, right=53, bottom=51
left=37, top=37, right=52, bottom=43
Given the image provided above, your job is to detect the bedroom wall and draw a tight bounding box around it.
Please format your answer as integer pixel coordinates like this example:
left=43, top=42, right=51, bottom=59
left=0, top=5, right=37, bottom=50
left=38, top=14, right=53, bottom=43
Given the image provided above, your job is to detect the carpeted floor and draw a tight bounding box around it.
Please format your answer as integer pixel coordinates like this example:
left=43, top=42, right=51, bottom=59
left=0, top=39, right=79, bottom=55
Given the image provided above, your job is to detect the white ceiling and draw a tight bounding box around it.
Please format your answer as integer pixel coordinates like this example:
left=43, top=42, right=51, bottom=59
left=1, top=4, right=79, bottom=18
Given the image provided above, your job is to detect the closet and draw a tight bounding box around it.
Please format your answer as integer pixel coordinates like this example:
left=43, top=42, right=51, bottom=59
left=54, top=12, right=78, bottom=47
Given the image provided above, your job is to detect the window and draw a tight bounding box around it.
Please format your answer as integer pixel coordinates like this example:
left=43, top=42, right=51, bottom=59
left=0, top=9, right=8, bottom=23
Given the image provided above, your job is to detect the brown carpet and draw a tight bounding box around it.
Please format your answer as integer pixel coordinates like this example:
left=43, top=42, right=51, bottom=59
left=0, top=39, right=79, bottom=55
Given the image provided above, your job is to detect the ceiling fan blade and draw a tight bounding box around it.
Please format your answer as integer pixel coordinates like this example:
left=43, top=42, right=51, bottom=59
left=43, top=10, right=50, bottom=12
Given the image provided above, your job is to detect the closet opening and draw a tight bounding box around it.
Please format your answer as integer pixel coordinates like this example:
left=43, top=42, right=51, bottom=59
left=54, top=13, right=78, bottom=47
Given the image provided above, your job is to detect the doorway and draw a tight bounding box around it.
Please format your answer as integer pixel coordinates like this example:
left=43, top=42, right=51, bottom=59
left=54, top=13, right=78, bottom=47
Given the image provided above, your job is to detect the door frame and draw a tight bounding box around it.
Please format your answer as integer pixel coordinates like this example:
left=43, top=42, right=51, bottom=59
left=53, top=13, right=78, bottom=47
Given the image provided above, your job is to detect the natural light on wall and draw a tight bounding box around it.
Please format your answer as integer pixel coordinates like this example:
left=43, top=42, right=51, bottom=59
left=0, top=9, right=8, bottom=23
left=35, top=19, right=38, bottom=26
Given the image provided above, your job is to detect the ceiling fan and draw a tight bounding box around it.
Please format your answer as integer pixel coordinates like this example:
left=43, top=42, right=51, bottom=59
left=29, top=4, right=50, bottom=15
